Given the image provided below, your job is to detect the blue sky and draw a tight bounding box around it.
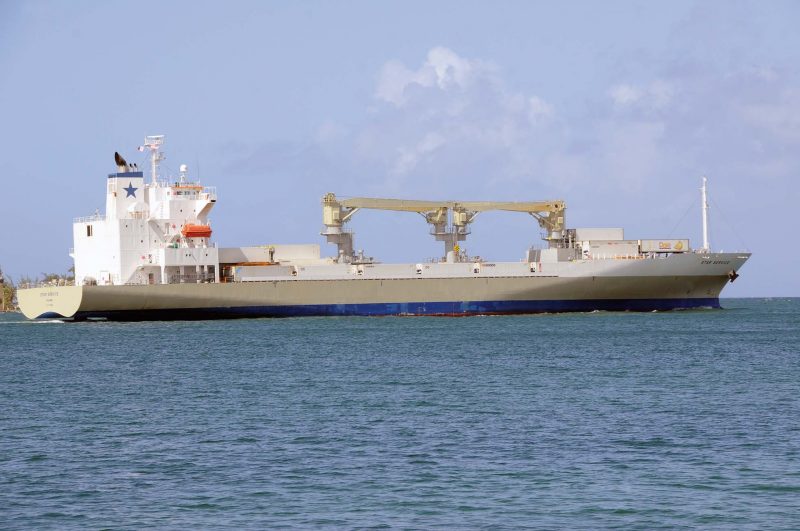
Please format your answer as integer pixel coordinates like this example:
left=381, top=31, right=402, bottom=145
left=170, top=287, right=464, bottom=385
left=1, top=0, right=798, bottom=296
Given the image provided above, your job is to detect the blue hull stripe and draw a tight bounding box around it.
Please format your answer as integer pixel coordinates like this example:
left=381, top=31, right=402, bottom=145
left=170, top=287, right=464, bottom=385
left=69, top=297, right=722, bottom=321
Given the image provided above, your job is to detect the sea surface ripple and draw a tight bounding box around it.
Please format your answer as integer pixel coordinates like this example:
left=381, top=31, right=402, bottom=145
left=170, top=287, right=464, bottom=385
left=1, top=298, right=799, bottom=529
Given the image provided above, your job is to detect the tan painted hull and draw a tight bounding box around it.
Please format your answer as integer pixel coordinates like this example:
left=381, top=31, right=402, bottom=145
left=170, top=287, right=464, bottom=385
left=18, top=263, right=745, bottom=320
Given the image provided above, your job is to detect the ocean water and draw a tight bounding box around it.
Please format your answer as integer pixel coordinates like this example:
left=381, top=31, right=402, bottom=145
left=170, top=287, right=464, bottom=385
left=1, top=298, right=798, bottom=529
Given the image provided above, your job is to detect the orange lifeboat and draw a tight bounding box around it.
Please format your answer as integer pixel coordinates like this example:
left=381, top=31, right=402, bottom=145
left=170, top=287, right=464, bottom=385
left=181, top=224, right=212, bottom=238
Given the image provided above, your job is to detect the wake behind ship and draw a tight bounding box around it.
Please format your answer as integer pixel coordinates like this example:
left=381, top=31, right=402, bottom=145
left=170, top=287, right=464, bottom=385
left=18, top=135, right=750, bottom=320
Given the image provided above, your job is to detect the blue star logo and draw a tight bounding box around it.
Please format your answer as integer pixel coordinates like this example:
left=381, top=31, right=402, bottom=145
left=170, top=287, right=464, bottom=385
left=123, top=182, right=138, bottom=198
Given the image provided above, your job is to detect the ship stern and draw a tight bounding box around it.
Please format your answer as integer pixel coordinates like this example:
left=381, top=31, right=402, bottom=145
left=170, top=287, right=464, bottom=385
left=18, top=286, right=84, bottom=320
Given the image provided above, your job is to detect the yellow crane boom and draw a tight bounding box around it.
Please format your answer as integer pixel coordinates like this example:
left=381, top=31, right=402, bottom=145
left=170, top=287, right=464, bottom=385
left=321, top=193, right=566, bottom=262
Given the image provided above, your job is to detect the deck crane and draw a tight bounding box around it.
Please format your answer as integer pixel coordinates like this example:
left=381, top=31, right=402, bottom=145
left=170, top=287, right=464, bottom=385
left=321, top=193, right=566, bottom=263
left=455, top=200, right=566, bottom=243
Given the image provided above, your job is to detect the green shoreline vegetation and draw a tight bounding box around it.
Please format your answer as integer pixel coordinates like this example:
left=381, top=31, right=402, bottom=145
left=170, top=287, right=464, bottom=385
left=1, top=284, right=13, bottom=312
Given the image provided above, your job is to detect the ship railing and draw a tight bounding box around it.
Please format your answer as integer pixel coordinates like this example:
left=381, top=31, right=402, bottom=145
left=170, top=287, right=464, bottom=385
left=160, top=242, right=217, bottom=249
left=691, top=248, right=751, bottom=254
left=22, top=279, right=76, bottom=289
left=153, top=180, right=217, bottom=197
left=589, top=254, right=647, bottom=260
left=74, top=214, right=106, bottom=223
left=166, top=273, right=216, bottom=284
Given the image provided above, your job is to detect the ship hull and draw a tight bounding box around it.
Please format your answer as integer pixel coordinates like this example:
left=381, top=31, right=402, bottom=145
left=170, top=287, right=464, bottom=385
left=18, top=252, right=747, bottom=320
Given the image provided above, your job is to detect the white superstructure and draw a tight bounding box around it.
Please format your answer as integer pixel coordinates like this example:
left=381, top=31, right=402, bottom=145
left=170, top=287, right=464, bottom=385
left=72, top=136, right=219, bottom=286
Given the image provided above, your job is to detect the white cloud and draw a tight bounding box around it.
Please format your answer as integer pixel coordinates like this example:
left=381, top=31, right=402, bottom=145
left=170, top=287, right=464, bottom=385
left=528, top=96, right=554, bottom=125
left=609, top=84, right=642, bottom=106
left=426, top=46, right=475, bottom=90
left=609, top=81, right=674, bottom=111
left=374, top=61, right=416, bottom=106
left=392, top=132, right=446, bottom=175
left=356, top=49, right=684, bottom=195
left=375, top=46, right=486, bottom=107
left=365, top=47, right=559, bottom=188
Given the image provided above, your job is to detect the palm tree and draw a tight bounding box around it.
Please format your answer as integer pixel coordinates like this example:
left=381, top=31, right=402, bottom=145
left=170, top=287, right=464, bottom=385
left=0, top=266, right=12, bottom=312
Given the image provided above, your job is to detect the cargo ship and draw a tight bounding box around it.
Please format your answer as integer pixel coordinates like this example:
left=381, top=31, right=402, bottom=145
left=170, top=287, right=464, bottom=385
left=18, top=135, right=749, bottom=320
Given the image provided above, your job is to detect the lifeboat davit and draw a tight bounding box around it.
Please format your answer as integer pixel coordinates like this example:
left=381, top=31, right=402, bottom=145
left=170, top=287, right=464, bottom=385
left=181, top=224, right=212, bottom=238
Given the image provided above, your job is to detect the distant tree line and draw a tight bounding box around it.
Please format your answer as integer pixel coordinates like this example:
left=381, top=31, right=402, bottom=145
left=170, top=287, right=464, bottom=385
left=0, top=266, right=14, bottom=311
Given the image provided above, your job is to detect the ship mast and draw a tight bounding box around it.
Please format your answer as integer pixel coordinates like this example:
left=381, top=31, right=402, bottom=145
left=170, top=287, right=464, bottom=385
left=701, top=176, right=710, bottom=251
left=140, top=135, right=165, bottom=184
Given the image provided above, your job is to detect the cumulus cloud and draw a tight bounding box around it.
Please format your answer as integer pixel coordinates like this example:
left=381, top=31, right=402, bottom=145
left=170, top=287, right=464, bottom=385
left=361, top=46, right=562, bottom=189
left=392, top=131, right=446, bottom=175
left=357, top=47, right=696, bottom=196
left=374, top=47, right=480, bottom=106
left=609, top=80, right=675, bottom=112
left=609, top=84, right=642, bottom=106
